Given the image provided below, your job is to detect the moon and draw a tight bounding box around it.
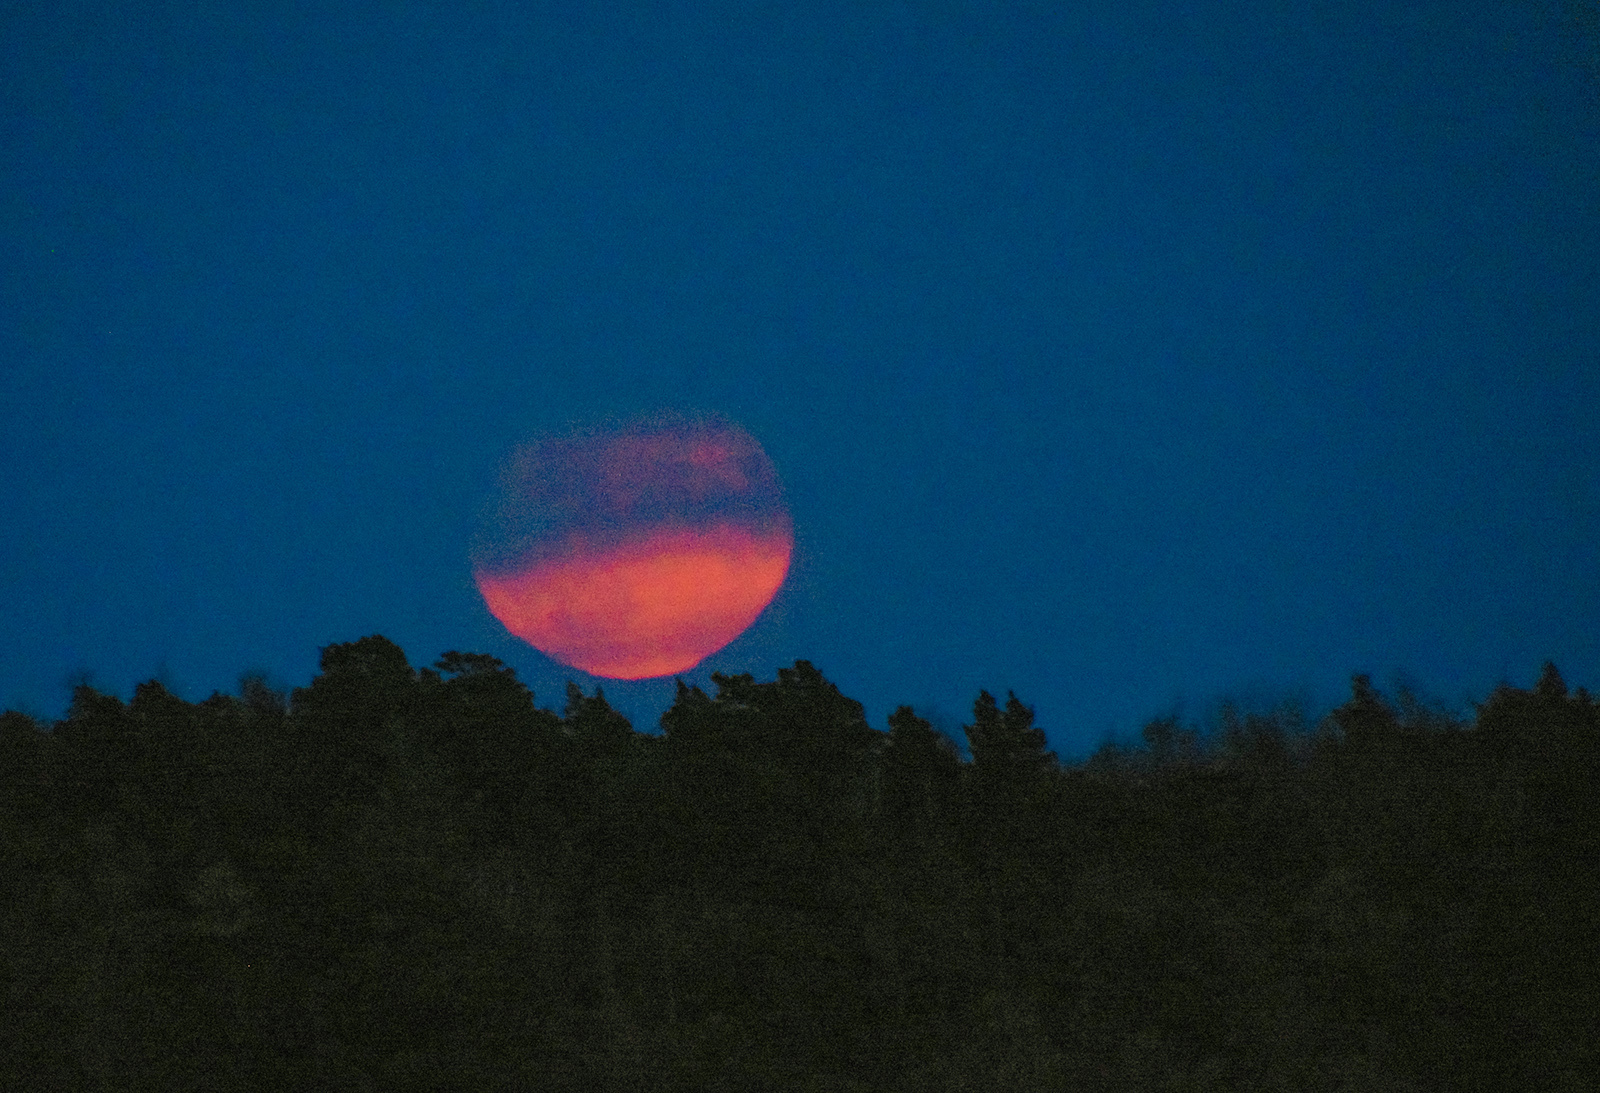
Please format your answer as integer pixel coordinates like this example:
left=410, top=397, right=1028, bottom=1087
left=472, top=417, right=793, bottom=679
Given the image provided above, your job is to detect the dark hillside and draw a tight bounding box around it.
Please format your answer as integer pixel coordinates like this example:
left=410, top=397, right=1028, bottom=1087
left=3, top=638, right=1595, bottom=1090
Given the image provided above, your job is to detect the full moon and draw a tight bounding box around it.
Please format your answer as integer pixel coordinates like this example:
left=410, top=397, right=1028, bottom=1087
left=472, top=417, right=793, bottom=679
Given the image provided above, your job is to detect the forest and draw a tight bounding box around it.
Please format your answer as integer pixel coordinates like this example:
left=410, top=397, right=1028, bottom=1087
left=2, top=635, right=1596, bottom=1091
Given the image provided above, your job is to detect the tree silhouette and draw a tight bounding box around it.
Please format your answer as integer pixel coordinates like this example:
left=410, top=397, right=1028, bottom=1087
left=564, top=680, right=633, bottom=757
left=881, top=705, right=961, bottom=844
left=424, top=650, right=559, bottom=855
left=289, top=635, right=421, bottom=813
left=0, top=710, right=48, bottom=833
left=659, top=660, right=879, bottom=868
left=1329, top=672, right=1401, bottom=751
left=963, top=690, right=1057, bottom=788
left=4, top=639, right=1598, bottom=1090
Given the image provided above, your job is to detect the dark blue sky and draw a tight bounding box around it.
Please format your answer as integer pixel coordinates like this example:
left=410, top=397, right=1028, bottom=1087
left=4, top=1, right=1597, bottom=758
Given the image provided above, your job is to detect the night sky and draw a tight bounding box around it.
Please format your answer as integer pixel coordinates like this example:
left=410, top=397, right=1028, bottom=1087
left=4, top=1, right=1597, bottom=759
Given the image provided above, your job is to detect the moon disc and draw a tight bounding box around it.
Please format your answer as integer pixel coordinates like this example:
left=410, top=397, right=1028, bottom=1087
left=472, top=418, right=793, bottom=679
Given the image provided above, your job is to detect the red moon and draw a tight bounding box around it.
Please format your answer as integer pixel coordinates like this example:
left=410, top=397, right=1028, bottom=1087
left=472, top=419, right=793, bottom=679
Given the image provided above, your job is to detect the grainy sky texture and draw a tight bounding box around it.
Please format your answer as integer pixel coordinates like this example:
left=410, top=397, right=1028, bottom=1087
left=3, top=1, right=1597, bottom=757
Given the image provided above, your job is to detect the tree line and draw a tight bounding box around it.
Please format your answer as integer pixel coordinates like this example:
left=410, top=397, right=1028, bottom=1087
left=2, top=635, right=1596, bottom=1090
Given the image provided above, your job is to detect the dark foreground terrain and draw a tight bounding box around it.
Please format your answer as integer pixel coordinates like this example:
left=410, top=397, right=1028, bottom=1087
left=3, top=637, right=1596, bottom=1090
